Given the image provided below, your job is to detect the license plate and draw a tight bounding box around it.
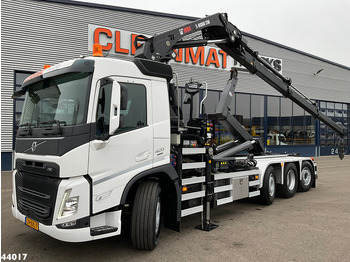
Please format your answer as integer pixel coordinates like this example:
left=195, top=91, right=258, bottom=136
left=25, top=217, right=39, bottom=231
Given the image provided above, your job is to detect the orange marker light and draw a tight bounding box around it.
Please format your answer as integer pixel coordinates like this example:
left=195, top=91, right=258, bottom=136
left=182, top=186, right=188, bottom=192
left=93, top=43, right=103, bottom=57
left=43, top=65, right=51, bottom=69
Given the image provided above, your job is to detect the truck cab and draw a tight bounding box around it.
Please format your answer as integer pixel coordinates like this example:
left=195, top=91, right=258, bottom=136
left=12, top=56, right=175, bottom=242
left=267, top=132, right=288, bottom=145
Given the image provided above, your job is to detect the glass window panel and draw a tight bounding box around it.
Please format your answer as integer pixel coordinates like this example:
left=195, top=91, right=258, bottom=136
left=181, top=88, right=189, bottom=124
left=335, top=103, right=342, bottom=110
left=14, top=113, right=22, bottom=135
left=98, top=82, right=147, bottom=136
left=216, top=123, right=234, bottom=145
left=236, top=93, right=250, bottom=129
left=320, top=125, right=327, bottom=147
left=320, top=101, right=326, bottom=108
left=280, top=98, right=292, bottom=145
left=215, top=91, right=235, bottom=146
left=326, top=109, right=335, bottom=117
left=118, top=83, right=147, bottom=132
left=267, top=96, right=280, bottom=145
left=326, top=102, right=334, bottom=109
left=326, top=128, right=335, bottom=146
left=334, top=109, right=343, bottom=118
left=20, top=72, right=91, bottom=127
left=15, top=72, right=32, bottom=85
left=14, top=72, right=34, bottom=134
left=15, top=85, right=25, bottom=92
left=203, top=90, right=220, bottom=115
left=228, top=92, right=236, bottom=115
left=15, top=100, right=24, bottom=113
left=251, top=95, right=264, bottom=139
left=96, top=82, right=113, bottom=137
left=293, top=103, right=305, bottom=145
left=305, top=112, right=315, bottom=145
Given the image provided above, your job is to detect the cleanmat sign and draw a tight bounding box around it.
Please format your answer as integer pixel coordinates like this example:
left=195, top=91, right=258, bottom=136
left=88, top=24, right=282, bottom=73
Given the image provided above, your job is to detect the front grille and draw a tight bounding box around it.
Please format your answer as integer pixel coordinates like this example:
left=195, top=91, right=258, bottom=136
left=15, top=171, right=61, bottom=225
left=16, top=159, right=59, bottom=177
left=17, top=198, right=51, bottom=219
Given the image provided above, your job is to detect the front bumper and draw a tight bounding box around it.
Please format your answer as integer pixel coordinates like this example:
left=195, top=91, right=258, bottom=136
left=12, top=205, right=122, bottom=242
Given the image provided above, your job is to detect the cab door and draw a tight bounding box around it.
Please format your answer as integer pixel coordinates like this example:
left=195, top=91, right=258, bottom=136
left=88, top=76, right=153, bottom=214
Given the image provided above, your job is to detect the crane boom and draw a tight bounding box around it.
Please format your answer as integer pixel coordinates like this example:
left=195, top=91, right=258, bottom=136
left=134, top=13, right=345, bottom=159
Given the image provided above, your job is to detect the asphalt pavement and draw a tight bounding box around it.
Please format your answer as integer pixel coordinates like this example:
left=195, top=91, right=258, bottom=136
left=2, top=156, right=350, bottom=262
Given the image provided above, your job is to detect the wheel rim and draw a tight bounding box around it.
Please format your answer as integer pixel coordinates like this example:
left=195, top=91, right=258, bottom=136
left=286, top=170, right=296, bottom=190
left=155, top=197, right=161, bottom=235
left=301, top=167, right=312, bottom=186
left=269, top=174, right=275, bottom=197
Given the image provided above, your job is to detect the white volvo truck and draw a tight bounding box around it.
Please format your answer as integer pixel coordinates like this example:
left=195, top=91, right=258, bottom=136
left=12, top=13, right=345, bottom=250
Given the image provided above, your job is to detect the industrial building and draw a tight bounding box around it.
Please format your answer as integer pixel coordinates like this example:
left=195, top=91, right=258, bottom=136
left=2, top=0, right=350, bottom=170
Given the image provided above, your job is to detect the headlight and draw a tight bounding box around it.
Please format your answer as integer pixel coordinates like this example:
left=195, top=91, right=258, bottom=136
left=57, top=189, right=79, bottom=219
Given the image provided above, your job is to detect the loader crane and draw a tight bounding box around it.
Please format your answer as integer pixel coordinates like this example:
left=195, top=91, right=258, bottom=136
left=134, top=12, right=345, bottom=159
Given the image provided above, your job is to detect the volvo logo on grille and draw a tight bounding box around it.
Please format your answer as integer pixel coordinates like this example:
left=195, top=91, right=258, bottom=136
left=31, top=142, right=37, bottom=152
left=24, top=140, right=47, bottom=153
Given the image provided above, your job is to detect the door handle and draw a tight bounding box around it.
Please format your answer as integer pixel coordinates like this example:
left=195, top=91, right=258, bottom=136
left=135, top=151, right=151, bottom=162
left=91, top=140, right=107, bottom=151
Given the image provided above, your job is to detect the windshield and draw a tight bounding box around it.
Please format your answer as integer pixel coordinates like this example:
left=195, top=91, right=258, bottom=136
left=20, top=72, right=92, bottom=128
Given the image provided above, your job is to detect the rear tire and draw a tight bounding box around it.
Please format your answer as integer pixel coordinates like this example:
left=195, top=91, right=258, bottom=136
left=277, top=163, right=298, bottom=198
left=298, top=161, right=314, bottom=192
left=131, top=181, right=161, bottom=250
left=258, top=166, right=276, bottom=205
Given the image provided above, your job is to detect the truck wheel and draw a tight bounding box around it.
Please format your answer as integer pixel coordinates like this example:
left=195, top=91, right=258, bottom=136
left=298, top=161, right=314, bottom=192
left=277, top=163, right=298, bottom=198
left=258, top=166, right=276, bottom=205
left=131, top=181, right=161, bottom=250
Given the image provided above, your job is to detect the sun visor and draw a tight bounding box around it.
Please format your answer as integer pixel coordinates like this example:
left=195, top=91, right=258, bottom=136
left=21, top=59, right=95, bottom=89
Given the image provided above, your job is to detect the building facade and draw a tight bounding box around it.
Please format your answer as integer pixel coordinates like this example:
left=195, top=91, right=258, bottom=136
left=2, top=0, right=350, bottom=170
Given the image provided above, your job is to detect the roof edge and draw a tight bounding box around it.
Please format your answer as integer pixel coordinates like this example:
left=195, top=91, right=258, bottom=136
left=36, top=0, right=349, bottom=71
left=242, top=32, right=350, bottom=71
left=38, top=0, right=198, bottom=20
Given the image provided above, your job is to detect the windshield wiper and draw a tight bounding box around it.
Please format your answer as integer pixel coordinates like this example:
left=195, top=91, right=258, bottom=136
left=17, top=123, right=32, bottom=136
left=17, top=120, right=67, bottom=136
left=38, top=120, right=66, bottom=135
left=37, top=120, right=66, bottom=127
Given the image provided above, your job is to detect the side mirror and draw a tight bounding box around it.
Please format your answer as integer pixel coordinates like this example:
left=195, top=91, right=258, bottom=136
left=109, top=81, right=121, bottom=135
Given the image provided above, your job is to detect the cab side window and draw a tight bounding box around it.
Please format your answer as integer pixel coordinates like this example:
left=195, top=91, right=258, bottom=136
left=117, top=82, right=147, bottom=133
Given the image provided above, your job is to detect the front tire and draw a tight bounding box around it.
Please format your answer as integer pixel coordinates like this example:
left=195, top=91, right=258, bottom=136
left=277, top=163, right=298, bottom=198
left=258, top=166, right=276, bottom=205
left=131, top=181, right=161, bottom=250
